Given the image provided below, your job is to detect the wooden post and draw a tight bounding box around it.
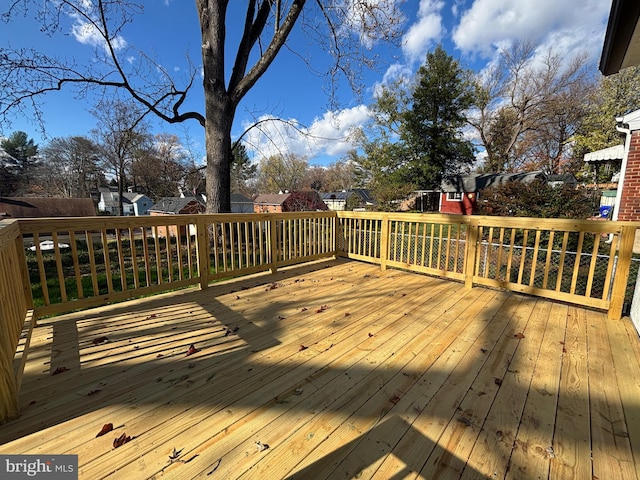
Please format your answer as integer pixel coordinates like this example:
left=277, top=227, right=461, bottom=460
left=380, top=215, right=390, bottom=271
left=196, top=217, right=209, bottom=290
left=464, top=218, right=479, bottom=289
left=608, top=225, right=636, bottom=320
left=269, top=217, right=279, bottom=274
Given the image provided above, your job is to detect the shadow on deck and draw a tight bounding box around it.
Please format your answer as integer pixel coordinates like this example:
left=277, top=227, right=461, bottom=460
left=1, top=259, right=640, bottom=479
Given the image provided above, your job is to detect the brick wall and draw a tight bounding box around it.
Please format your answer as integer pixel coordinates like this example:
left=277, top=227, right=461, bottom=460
left=618, top=130, right=640, bottom=221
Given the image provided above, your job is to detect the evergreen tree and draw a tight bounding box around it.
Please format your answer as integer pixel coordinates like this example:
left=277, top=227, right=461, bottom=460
left=1, top=131, right=39, bottom=195
left=400, top=45, right=476, bottom=188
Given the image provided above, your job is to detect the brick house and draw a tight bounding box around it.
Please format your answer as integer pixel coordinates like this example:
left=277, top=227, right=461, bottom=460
left=610, top=109, right=640, bottom=222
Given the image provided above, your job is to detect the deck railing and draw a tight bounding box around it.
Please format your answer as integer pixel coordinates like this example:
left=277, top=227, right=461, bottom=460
left=0, top=210, right=637, bottom=423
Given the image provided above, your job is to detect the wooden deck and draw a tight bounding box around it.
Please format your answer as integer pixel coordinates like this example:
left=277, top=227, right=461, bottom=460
left=1, top=259, right=640, bottom=479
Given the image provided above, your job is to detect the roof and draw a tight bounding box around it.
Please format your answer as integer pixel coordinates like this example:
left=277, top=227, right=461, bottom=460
left=149, top=196, right=204, bottom=214
left=254, top=193, right=290, bottom=205
left=231, top=193, right=253, bottom=203
left=441, top=171, right=546, bottom=193
left=584, top=144, right=625, bottom=162
left=600, top=0, right=640, bottom=75
left=0, top=197, right=96, bottom=218
left=320, top=189, right=375, bottom=204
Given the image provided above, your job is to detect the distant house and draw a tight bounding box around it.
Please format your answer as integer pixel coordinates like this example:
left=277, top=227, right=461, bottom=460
left=97, top=188, right=153, bottom=216
left=149, top=196, right=205, bottom=237
left=0, top=197, right=96, bottom=219
left=320, top=189, right=375, bottom=211
left=231, top=193, right=254, bottom=213
left=254, top=191, right=328, bottom=213
left=440, top=171, right=546, bottom=215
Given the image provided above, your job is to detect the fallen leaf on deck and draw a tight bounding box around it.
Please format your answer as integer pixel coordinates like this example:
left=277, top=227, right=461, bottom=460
left=92, top=336, right=109, bottom=345
left=169, top=447, right=183, bottom=461
left=113, top=432, right=131, bottom=449
left=368, top=333, right=374, bottom=337
left=456, top=416, right=472, bottom=427
left=316, top=305, right=329, bottom=313
left=344, top=312, right=351, bottom=317
left=494, top=377, right=503, bottom=386
left=389, top=394, right=401, bottom=404
left=480, top=348, right=488, bottom=353
left=156, top=354, right=164, bottom=358
left=301, top=307, right=308, bottom=312
left=186, top=344, right=200, bottom=356
left=255, top=441, right=269, bottom=452
left=96, top=423, right=113, bottom=437
left=514, top=333, right=525, bottom=339
left=146, top=314, right=157, bottom=319
left=87, top=389, right=102, bottom=396
left=299, top=345, right=308, bottom=351
left=51, top=366, right=69, bottom=375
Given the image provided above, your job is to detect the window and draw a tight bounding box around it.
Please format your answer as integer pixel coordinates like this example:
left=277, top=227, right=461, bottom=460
left=446, top=192, right=463, bottom=201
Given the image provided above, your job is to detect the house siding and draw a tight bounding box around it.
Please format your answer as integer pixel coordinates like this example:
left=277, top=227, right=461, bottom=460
left=439, top=192, right=476, bottom=215
left=617, top=130, right=640, bottom=221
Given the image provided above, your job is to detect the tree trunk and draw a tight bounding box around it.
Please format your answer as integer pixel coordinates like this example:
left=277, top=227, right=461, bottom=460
left=204, top=98, right=234, bottom=213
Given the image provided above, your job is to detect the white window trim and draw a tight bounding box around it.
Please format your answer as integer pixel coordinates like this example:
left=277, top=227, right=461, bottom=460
left=446, top=192, right=463, bottom=202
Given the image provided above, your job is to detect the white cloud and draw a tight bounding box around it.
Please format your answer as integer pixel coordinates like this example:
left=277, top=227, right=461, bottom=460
left=402, top=0, right=444, bottom=62
left=452, top=0, right=609, bottom=63
left=242, top=105, right=371, bottom=162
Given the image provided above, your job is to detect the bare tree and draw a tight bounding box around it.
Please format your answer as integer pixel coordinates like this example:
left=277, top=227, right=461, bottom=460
left=92, top=97, right=150, bottom=215
left=131, top=133, right=189, bottom=200
left=469, top=41, right=595, bottom=173
left=0, top=1, right=403, bottom=212
left=40, top=136, right=103, bottom=197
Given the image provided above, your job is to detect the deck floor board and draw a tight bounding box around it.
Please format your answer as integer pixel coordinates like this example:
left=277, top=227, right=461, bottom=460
left=1, top=258, right=640, bottom=480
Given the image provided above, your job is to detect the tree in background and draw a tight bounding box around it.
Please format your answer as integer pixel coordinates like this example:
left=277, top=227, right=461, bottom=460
left=0, top=131, right=39, bottom=195
left=356, top=45, right=475, bottom=208
left=401, top=45, right=476, bottom=188
left=40, top=136, right=103, bottom=197
left=470, top=41, right=593, bottom=174
left=92, top=98, right=150, bottom=215
left=256, top=153, right=308, bottom=193
left=573, top=66, right=640, bottom=181
left=131, top=133, right=189, bottom=200
left=230, top=144, right=257, bottom=197
left=1, top=1, right=402, bottom=213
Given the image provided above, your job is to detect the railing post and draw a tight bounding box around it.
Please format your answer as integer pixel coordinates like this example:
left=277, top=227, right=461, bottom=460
left=464, top=218, right=479, bottom=289
left=380, top=214, right=390, bottom=271
left=269, top=217, right=278, bottom=274
left=608, top=225, right=636, bottom=320
left=196, top=217, right=209, bottom=290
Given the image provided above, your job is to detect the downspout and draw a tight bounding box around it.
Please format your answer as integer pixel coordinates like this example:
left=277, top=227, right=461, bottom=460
left=606, top=119, right=632, bottom=243
left=612, top=118, right=631, bottom=222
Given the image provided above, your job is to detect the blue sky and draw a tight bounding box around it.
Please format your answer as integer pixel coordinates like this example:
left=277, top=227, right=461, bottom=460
left=1, top=0, right=612, bottom=167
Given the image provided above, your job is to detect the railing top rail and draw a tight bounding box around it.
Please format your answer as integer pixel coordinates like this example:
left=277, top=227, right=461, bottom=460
left=15, top=211, right=339, bottom=234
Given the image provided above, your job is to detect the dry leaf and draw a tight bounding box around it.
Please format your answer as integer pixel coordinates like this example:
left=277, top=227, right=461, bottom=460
left=92, top=336, right=109, bottom=345
left=299, top=345, right=308, bottom=351
left=368, top=333, right=374, bottom=337
left=255, top=441, right=269, bottom=452
left=87, top=389, right=102, bottom=396
left=169, top=447, right=183, bottom=461
left=494, top=377, right=503, bottom=386
left=96, top=423, right=113, bottom=437
left=301, top=307, right=308, bottom=312
left=316, top=305, right=329, bottom=313
left=514, top=333, right=525, bottom=339
left=186, top=344, right=200, bottom=356
left=146, top=314, right=157, bottom=319
left=113, top=432, right=131, bottom=449
left=52, top=366, right=69, bottom=375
